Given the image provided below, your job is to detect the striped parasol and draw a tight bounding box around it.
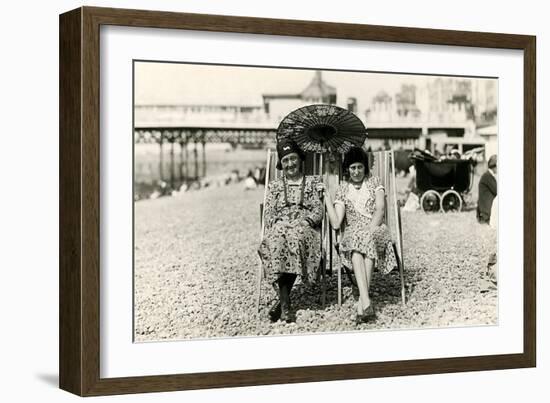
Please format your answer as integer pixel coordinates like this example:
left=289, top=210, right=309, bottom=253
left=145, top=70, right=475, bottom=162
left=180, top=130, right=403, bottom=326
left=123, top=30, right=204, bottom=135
left=276, top=104, right=367, bottom=154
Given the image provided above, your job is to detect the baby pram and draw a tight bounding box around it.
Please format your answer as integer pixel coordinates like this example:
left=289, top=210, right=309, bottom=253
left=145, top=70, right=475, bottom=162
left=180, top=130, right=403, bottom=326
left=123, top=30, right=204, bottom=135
left=410, top=149, right=475, bottom=213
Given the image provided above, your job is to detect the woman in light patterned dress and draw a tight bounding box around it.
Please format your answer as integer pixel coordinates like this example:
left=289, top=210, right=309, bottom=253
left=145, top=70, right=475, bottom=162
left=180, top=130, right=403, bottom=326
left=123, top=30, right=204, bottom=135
left=318, top=147, right=397, bottom=324
left=258, top=139, right=323, bottom=323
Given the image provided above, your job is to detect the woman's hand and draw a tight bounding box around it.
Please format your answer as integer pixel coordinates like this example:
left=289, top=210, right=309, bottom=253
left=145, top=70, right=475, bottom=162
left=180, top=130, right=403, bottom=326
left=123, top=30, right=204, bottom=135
left=299, top=219, right=311, bottom=228
left=315, top=182, right=326, bottom=194
left=367, top=223, right=380, bottom=235
left=315, top=182, right=332, bottom=205
left=279, top=219, right=309, bottom=228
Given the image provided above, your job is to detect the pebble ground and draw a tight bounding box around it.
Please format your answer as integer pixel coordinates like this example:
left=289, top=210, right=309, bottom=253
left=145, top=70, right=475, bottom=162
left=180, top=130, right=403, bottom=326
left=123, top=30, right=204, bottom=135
left=134, top=183, right=497, bottom=341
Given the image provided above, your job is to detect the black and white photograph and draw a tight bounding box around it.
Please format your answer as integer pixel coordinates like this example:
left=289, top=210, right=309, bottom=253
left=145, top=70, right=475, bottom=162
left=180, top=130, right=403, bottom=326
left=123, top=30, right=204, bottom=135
left=133, top=62, right=499, bottom=341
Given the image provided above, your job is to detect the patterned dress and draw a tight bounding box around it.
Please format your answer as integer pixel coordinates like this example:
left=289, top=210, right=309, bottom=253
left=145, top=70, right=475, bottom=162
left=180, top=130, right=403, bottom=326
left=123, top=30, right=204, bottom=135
left=335, top=175, right=397, bottom=275
left=258, top=175, right=323, bottom=284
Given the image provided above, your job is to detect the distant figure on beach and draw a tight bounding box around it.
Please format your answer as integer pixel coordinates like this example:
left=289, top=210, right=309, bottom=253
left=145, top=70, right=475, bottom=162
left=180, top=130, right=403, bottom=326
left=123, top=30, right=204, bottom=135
left=402, top=165, right=419, bottom=212
left=253, top=166, right=266, bottom=186
left=477, top=155, right=497, bottom=224
left=257, top=139, right=323, bottom=323
left=449, top=148, right=461, bottom=159
left=229, top=169, right=240, bottom=184
left=244, top=170, right=257, bottom=190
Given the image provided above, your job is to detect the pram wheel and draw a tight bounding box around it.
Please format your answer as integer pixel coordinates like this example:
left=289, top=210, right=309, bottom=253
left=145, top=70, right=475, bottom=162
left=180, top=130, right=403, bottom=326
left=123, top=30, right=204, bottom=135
left=420, top=190, right=441, bottom=213
left=440, top=189, right=462, bottom=212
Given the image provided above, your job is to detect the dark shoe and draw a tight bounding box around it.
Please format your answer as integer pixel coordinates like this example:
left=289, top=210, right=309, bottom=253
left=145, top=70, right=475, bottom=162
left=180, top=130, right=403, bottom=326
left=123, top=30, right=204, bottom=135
left=280, top=294, right=292, bottom=323
left=279, top=280, right=293, bottom=323
left=280, top=302, right=296, bottom=323
left=280, top=307, right=292, bottom=323
left=362, top=304, right=376, bottom=322
left=268, top=301, right=281, bottom=322
left=356, top=304, right=376, bottom=324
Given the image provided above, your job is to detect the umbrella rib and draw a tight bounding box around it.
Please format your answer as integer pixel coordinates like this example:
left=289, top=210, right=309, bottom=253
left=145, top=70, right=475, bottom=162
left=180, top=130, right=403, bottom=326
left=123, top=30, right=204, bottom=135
left=298, top=110, right=318, bottom=129
left=323, top=109, right=340, bottom=127
left=337, top=133, right=363, bottom=145
left=343, top=131, right=368, bottom=146
left=308, top=108, right=324, bottom=127
left=337, top=114, right=359, bottom=127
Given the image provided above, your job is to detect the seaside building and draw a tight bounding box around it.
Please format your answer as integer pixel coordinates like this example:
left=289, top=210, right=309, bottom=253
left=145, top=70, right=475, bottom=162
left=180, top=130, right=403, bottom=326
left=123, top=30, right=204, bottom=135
left=134, top=71, right=498, bottom=188
left=261, top=70, right=338, bottom=122
left=364, top=78, right=496, bottom=154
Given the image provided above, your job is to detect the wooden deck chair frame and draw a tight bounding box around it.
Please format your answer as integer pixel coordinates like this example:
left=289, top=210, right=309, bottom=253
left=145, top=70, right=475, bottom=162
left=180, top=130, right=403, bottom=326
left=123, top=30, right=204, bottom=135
left=256, top=149, right=274, bottom=312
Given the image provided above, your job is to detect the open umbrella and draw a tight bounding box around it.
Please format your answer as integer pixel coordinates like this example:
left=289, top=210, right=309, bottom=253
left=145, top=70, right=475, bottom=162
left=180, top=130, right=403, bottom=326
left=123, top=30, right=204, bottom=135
left=276, top=104, right=367, bottom=154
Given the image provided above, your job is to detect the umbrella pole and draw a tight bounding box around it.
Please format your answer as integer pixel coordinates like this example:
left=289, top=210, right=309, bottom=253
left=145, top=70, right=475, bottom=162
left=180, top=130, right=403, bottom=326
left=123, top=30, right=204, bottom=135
left=390, top=150, right=406, bottom=305
left=320, top=153, right=326, bottom=307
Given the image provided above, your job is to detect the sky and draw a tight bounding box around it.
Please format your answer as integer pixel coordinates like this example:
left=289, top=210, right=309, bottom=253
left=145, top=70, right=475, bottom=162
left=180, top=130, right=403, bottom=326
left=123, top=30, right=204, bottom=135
left=134, top=61, right=491, bottom=115
left=135, top=62, right=442, bottom=112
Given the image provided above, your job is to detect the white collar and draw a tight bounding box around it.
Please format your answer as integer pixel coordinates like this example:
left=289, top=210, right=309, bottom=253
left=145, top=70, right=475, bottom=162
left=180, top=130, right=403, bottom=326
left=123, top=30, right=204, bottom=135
left=349, top=179, right=364, bottom=190
left=346, top=179, right=372, bottom=217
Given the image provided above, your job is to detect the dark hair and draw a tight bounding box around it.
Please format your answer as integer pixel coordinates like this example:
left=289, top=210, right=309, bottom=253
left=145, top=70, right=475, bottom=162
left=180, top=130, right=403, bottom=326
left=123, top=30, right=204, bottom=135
left=488, top=154, right=497, bottom=169
left=342, top=147, right=370, bottom=177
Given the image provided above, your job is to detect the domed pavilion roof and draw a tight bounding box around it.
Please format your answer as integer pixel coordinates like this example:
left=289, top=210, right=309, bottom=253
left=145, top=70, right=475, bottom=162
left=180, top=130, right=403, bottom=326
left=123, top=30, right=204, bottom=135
left=300, top=71, right=337, bottom=102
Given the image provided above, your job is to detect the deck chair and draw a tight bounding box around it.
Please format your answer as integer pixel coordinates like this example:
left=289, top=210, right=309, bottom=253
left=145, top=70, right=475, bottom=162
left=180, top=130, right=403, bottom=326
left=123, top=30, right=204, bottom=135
left=330, top=150, right=406, bottom=306
left=255, top=149, right=406, bottom=312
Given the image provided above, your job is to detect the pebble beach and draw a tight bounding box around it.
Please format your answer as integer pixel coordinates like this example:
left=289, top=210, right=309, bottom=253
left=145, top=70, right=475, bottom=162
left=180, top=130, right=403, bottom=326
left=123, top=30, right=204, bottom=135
left=134, top=183, right=497, bottom=342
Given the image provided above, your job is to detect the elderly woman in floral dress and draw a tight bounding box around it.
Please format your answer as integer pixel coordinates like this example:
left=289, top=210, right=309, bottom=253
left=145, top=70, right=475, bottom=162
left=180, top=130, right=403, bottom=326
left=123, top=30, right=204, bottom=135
left=258, top=139, right=323, bottom=323
left=318, top=147, right=397, bottom=324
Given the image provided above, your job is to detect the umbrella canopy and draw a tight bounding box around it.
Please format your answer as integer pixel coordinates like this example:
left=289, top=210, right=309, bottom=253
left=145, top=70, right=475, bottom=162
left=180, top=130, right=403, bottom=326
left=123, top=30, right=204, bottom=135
left=276, top=104, right=367, bottom=154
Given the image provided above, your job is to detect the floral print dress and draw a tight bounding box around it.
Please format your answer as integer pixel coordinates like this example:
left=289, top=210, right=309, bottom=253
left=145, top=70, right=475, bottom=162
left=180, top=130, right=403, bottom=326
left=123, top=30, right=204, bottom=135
left=335, top=175, right=397, bottom=275
left=258, top=175, right=323, bottom=284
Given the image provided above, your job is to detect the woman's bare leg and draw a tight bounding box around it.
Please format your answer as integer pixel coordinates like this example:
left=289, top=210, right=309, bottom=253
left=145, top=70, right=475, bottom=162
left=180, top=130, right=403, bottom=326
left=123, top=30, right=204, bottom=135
left=363, top=257, right=375, bottom=292
left=352, top=252, right=370, bottom=313
left=360, top=257, right=376, bottom=321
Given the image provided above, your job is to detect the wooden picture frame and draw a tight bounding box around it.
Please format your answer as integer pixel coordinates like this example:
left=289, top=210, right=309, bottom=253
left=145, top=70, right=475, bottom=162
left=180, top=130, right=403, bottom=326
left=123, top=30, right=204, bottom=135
left=59, top=6, right=536, bottom=396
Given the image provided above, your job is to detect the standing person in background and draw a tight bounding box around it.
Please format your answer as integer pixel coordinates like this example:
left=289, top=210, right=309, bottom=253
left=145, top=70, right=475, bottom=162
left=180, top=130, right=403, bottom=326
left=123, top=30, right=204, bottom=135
left=477, top=154, right=497, bottom=224
left=486, top=195, right=498, bottom=284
